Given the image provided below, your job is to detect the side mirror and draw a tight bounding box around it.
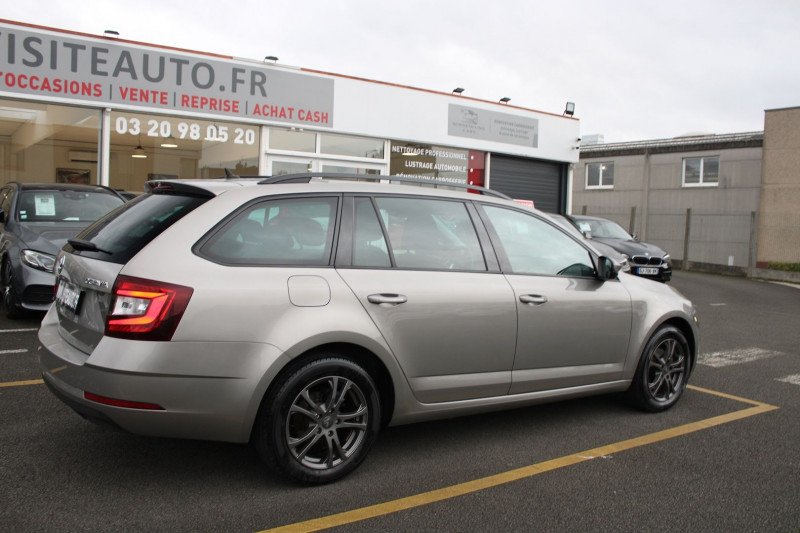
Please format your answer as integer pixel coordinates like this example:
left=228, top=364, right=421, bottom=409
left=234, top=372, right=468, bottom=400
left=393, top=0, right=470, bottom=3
left=596, top=255, right=621, bottom=281
left=630, top=233, right=639, bottom=241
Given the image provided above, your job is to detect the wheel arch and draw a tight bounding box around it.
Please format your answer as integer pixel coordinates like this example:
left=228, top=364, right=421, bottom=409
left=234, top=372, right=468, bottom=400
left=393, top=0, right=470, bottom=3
left=661, top=316, right=698, bottom=371
left=250, top=341, right=396, bottom=442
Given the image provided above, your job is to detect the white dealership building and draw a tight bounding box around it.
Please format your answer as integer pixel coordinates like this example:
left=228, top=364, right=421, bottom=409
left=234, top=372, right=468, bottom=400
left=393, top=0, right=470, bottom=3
left=0, top=19, right=580, bottom=213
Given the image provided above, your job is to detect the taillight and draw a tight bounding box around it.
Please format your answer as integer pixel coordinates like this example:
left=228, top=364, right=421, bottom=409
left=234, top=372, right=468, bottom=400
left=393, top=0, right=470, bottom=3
left=105, top=275, right=193, bottom=341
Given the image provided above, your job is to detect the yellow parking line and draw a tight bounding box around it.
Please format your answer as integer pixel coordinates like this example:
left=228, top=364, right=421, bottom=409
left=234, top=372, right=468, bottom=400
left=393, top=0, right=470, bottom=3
left=0, top=379, right=44, bottom=388
left=260, top=386, right=778, bottom=533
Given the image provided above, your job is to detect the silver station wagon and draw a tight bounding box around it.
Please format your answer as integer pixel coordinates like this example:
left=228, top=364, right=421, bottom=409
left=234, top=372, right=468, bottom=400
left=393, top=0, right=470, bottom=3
left=38, top=174, right=699, bottom=484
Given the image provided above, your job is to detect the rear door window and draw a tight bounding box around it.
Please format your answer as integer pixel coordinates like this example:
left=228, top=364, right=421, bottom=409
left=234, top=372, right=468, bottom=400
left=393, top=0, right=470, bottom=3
left=352, top=197, right=486, bottom=271
left=198, top=196, right=338, bottom=266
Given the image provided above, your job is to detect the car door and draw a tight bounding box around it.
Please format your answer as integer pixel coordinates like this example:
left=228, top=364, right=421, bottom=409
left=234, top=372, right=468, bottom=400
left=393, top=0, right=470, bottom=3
left=477, top=204, right=632, bottom=394
left=336, top=196, right=517, bottom=403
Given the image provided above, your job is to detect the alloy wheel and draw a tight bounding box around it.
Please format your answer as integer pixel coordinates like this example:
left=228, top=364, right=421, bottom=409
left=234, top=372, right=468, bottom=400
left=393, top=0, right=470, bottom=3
left=285, top=375, right=369, bottom=470
left=645, top=337, right=687, bottom=403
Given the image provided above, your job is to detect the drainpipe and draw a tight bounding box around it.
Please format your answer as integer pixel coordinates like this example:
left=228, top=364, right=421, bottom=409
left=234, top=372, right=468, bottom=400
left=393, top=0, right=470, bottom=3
left=640, top=148, right=650, bottom=240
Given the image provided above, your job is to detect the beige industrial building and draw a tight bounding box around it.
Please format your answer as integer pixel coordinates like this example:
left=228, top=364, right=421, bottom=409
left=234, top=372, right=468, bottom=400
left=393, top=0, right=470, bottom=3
left=573, top=106, right=800, bottom=281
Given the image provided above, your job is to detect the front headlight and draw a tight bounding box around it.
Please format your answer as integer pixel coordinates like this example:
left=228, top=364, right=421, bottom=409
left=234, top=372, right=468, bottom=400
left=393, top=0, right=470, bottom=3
left=620, top=254, right=631, bottom=272
left=21, top=249, right=57, bottom=273
left=663, top=254, right=671, bottom=267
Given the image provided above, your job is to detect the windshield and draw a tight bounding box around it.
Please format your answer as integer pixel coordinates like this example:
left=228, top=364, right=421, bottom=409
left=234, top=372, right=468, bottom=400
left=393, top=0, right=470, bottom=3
left=574, top=218, right=632, bottom=240
left=18, top=190, right=124, bottom=223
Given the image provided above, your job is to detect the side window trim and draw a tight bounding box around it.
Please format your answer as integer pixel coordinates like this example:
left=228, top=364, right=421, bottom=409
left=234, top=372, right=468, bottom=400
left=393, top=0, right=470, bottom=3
left=337, top=195, right=396, bottom=269
left=367, top=196, right=397, bottom=267
left=466, top=201, right=501, bottom=272
left=474, top=202, right=512, bottom=271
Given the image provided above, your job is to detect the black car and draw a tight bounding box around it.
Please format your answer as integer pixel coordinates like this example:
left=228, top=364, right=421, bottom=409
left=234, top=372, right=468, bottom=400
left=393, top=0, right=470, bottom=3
left=0, top=182, right=125, bottom=318
left=565, top=215, right=672, bottom=282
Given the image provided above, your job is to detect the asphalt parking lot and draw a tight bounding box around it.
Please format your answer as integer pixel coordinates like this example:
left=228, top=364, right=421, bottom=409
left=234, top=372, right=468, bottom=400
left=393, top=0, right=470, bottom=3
left=1, top=271, right=799, bottom=532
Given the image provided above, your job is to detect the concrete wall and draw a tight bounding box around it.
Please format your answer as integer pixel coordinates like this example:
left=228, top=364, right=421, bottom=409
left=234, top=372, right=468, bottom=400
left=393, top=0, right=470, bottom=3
left=758, top=107, right=800, bottom=264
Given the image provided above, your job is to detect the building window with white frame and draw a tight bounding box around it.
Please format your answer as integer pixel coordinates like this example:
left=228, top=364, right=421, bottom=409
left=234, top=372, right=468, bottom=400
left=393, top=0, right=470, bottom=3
left=585, top=162, right=614, bottom=189
left=682, top=156, right=719, bottom=187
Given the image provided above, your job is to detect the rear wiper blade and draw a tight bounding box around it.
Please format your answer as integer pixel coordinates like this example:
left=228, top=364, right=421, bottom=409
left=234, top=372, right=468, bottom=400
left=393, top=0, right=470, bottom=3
left=68, top=238, right=112, bottom=255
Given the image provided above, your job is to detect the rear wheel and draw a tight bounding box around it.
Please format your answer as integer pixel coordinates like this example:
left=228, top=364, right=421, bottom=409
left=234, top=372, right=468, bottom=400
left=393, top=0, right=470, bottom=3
left=253, top=356, right=381, bottom=484
left=2, top=260, right=24, bottom=319
left=626, top=325, right=690, bottom=412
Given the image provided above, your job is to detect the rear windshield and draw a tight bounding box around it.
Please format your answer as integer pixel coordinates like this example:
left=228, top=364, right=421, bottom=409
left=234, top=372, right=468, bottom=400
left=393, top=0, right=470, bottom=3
left=68, top=192, right=208, bottom=264
left=18, top=190, right=124, bottom=222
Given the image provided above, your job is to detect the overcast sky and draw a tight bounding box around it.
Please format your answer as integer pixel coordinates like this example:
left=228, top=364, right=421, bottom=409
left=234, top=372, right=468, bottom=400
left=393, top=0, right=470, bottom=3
left=5, top=0, right=800, bottom=143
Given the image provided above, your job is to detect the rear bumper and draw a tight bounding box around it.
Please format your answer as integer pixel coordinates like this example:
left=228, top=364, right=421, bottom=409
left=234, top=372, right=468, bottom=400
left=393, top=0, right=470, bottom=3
left=42, top=376, right=121, bottom=429
left=38, top=307, right=290, bottom=443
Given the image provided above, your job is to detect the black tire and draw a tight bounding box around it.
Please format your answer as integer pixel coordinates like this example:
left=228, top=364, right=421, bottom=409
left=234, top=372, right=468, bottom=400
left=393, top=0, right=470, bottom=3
left=253, top=356, right=381, bottom=485
left=626, top=325, right=690, bottom=412
left=2, top=260, right=24, bottom=319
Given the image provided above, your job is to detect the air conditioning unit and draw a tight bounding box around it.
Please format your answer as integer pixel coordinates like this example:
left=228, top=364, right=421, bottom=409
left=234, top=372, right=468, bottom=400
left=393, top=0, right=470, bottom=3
left=68, top=150, right=98, bottom=163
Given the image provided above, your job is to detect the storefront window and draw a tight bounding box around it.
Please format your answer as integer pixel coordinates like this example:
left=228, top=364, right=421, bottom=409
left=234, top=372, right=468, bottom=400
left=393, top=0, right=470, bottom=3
left=321, top=164, right=381, bottom=175
left=321, top=133, right=384, bottom=159
left=389, top=142, right=470, bottom=185
left=110, top=111, right=259, bottom=192
left=0, top=98, right=100, bottom=185
left=266, top=129, right=388, bottom=176
left=269, top=128, right=316, bottom=153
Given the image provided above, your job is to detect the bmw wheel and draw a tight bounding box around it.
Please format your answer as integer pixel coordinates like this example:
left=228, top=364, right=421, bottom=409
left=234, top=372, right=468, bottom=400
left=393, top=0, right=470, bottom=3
left=254, top=356, right=381, bottom=484
left=626, top=326, right=690, bottom=412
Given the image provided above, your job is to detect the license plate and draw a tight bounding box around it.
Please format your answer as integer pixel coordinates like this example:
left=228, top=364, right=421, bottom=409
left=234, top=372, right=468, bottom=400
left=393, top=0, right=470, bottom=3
left=56, top=281, right=83, bottom=316
left=637, top=267, right=660, bottom=276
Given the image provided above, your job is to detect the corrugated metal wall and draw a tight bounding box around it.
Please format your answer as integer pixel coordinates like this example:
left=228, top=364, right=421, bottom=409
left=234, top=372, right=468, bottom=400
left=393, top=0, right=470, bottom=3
left=488, top=155, right=565, bottom=213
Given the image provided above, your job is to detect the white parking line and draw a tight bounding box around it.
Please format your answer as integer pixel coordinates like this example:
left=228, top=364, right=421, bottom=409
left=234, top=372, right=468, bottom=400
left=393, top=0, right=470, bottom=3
left=777, top=374, right=800, bottom=386
left=0, top=328, right=38, bottom=333
left=768, top=281, right=800, bottom=290
left=0, top=349, right=28, bottom=355
left=699, top=348, right=786, bottom=368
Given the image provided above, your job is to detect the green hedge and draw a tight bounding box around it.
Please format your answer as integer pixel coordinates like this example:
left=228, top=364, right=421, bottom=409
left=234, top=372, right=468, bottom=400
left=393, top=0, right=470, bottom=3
left=768, top=262, right=800, bottom=272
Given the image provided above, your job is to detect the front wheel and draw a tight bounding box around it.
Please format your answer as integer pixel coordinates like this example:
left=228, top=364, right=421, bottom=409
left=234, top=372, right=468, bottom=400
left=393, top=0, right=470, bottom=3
left=626, top=326, right=690, bottom=412
left=253, top=356, right=381, bottom=485
left=2, top=260, right=24, bottom=319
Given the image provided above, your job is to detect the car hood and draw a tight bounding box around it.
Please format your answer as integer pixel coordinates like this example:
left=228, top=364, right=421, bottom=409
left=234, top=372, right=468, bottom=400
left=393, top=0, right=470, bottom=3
left=17, top=222, right=93, bottom=254
left=592, top=237, right=667, bottom=258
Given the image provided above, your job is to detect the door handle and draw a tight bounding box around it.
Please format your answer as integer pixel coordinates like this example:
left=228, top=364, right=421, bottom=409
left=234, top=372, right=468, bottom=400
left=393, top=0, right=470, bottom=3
left=519, top=294, right=548, bottom=306
left=367, top=293, right=408, bottom=306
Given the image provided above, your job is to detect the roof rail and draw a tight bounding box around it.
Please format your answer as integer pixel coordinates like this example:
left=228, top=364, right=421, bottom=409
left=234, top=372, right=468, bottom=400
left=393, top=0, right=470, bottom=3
left=256, top=172, right=512, bottom=200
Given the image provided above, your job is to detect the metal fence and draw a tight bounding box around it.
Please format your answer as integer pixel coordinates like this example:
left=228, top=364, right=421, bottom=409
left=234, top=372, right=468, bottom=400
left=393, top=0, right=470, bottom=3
left=578, top=206, right=758, bottom=273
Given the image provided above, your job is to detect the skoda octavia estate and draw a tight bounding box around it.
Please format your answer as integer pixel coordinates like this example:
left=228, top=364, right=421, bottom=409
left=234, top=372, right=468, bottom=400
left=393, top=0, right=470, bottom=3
left=39, top=173, right=699, bottom=484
